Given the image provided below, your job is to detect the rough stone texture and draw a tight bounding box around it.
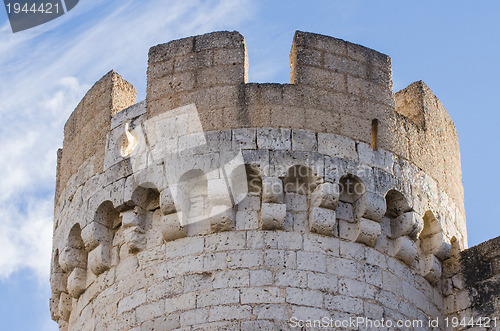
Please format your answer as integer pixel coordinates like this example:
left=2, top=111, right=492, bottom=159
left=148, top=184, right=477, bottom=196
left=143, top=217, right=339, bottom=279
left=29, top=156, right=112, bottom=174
left=50, top=30, right=492, bottom=331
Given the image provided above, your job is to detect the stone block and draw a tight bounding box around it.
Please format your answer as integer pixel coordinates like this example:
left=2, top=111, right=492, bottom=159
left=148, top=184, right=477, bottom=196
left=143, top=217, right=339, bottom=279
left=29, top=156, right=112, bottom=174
left=118, top=289, right=147, bottom=314
left=275, top=269, right=307, bottom=288
left=355, top=218, right=381, bottom=247
left=180, top=308, right=209, bottom=326
left=250, top=270, right=273, bottom=286
left=208, top=305, right=252, bottom=322
left=161, top=213, right=188, bottom=242
left=338, top=220, right=357, bottom=242
left=308, top=272, right=338, bottom=294
left=394, top=236, right=417, bottom=265
left=261, top=203, right=286, bottom=230
left=232, top=128, right=256, bottom=149
left=324, top=294, right=363, bottom=314
left=276, top=231, right=303, bottom=250
left=123, top=226, right=146, bottom=254
left=88, top=244, right=111, bottom=275
left=81, top=222, right=112, bottom=252
left=421, top=232, right=451, bottom=261
left=262, top=177, right=284, bottom=203
left=165, top=236, right=204, bottom=259
left=197, top=288, right=240, bottom=307
left=49, top=296, right=60, bottom=321
left=205, top=231, right=246, bottom=251
left=160, top=188, right=176, bottom=215
left=207, top=179, right=232, bottom=206
left=213, top=269, right=249, bottom=288
left=247, top=231, right=277, bottom=249
left=297, top=251, right=326, bottom=272
left=210, top=205, right=235, bottom=232
left=310, top=182, right=339, bottom=210
left=136, top=301, right=165, bottom=324
left=228, top=250, right=263, bottom=268
left=58, top=292, right=72, bottom=322
left=59, top=246, right=86, bottom=272
left=147, top=278, right=183, bottom=301
left=318, top=133, right=357, bottom=160
left=241, top=287, right=284, bottom=304
left=286, top=287, right=323, bottom=308
left=67, top=267, right=87, bottom=298
left=121, top=208, right=144, bottom=228
left=421, top=254, right=442, bottom=285
left=309, top=207, right=336, bottom=236
left=257, top=128, right=291, bottom=150
left=50, top=272, right=68, bottom=297
left=327, top=256, right=358, bottom=278
left=336, top=201, right=354, bottom=223
left=235, top=210, right=259, bottom=230
left=391, top=211, right=423, bottom=240
left=353, top=191, right=386, bottom=222
left=292, top=129, right=317, bottom=151
left=164, top=293, right=196, bottom=314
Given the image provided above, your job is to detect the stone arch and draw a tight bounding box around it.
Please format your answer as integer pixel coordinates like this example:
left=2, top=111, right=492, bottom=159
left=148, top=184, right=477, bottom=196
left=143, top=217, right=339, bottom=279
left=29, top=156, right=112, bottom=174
left=338, top=174, right=366, bottom=204
left=122, top=184, right=162, bottom=254
left=231, top=164, right=262, bottom=230
left=60, top=224, right=87, bottom=299
left=284, top=165, right=320, bottom=195
left=384, top=189, right=411, bottom=219
left=49, top=249, right=68, bottom=323
left=130, top=185, right=160, bottom=212
left=229, top=164, right=262, bottom=211
left=178, top=169, right=209, bottom=220
left=282, top=165, right=321, bottom=232
left=231, top=163, right=263, bottom=197
left=82, top=201, right=121, bottom=274
left=384, top=190, right=420, bottom=266
left=419, top=210, right=451, bottom=261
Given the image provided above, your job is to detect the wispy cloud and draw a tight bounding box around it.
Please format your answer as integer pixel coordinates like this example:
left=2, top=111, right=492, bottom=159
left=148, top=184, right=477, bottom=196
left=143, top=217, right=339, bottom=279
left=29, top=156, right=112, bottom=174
left=0, top=0, right=254, bottom=284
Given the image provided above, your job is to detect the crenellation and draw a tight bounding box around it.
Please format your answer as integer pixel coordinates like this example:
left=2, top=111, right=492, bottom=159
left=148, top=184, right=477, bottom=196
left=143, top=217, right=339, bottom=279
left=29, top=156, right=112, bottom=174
left=49, top=30, right=492, bottom=331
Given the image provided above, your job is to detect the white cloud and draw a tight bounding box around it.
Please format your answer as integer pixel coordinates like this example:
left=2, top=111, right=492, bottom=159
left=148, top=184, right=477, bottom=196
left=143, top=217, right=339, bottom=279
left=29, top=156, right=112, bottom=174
left=0, top=0, right=254, bottom=282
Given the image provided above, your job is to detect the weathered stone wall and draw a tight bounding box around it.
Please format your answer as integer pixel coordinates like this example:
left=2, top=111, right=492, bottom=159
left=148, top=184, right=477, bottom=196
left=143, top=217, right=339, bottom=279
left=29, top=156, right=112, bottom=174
left=443, top=236, right=500, bottom=330
left=51, top=30, right=470, bottom=330
left=56, top=71, right=137, bottom=201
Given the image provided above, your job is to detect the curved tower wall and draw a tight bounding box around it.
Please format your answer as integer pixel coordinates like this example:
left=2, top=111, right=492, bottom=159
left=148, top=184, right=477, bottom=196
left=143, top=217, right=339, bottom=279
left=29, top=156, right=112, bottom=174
left=50, top=31, right=468, bottom=330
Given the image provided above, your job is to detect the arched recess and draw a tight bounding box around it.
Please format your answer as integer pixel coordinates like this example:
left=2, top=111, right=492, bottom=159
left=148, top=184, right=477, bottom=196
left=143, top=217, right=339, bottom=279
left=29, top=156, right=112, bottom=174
left=337, top=174, right=384, bottom=246
left=384, top=190, right=420, bottom=266
left=284, top=165, right=321, bottom=232
left=384, top=189, right=411, bottom=219
left=59, top=224, right=87, bottom=299
left=231, top=164, right=262, bottom=199
left=339, top=174, right=366, bottom=205
left=419, top=211, right=451, bottom=285
left=336, top=174, right=366, bottom=225
left=122, top=185, right=161, bottom=254
left=175, top=169, right=210, bottom=235
left=130, top=185, right=160, bottom=211
left=49, top=249, right=68, bottom=322
left=82, top=201, right=121, bottom=274
left=419, top=210, right=451, bottom=261
left=231, top=164, right=263, bottom=231
left=50, top=249, right=68, bottom=297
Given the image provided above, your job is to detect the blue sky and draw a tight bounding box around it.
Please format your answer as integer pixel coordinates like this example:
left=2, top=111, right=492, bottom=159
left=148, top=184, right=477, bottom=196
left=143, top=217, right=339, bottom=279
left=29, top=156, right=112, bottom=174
left=0, top=1, right=498, bottom=329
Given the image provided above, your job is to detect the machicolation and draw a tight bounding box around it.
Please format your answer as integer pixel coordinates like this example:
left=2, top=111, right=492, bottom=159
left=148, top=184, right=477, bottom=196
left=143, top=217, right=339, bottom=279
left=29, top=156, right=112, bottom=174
left=50, top=30, right=500, bottom=330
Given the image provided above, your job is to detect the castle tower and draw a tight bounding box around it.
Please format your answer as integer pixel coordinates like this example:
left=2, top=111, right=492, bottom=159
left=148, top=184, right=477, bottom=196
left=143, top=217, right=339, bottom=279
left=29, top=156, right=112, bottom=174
left=50, top=31, right=498, bottom=330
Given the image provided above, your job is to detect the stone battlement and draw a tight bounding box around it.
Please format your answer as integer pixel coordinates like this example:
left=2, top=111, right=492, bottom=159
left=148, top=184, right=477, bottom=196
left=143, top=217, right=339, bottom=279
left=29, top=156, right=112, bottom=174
left=50, top=31, right=483, bottom=331
left=56, top=31, right=464, bottom=216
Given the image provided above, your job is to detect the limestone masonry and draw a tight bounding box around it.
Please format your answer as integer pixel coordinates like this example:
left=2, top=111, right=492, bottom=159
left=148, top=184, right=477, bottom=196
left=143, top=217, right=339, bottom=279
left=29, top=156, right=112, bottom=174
left=50, top=31, right=500, bottom=330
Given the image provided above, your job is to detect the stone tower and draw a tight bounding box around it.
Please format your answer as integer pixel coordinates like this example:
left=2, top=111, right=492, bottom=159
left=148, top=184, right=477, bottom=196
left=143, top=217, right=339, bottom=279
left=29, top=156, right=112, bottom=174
left=50, top=31, right=500, bottom=330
